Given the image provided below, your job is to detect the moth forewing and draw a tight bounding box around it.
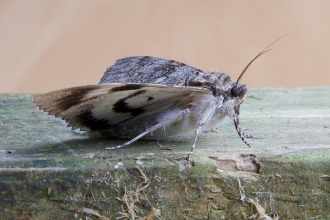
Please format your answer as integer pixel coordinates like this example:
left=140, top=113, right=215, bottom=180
left=34, top=83, right=210, bottom=135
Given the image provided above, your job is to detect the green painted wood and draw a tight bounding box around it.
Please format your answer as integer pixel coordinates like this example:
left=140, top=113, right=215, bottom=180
left=0, top=87, right=330, bottom=219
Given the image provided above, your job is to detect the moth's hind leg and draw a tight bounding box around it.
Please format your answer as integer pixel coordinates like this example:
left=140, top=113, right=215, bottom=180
left=105, top=109, right=189, bottom=150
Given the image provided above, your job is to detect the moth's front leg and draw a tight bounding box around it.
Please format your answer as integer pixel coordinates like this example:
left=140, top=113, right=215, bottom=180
left=233, top=117, right=255, bottom=147
left=233, top=114, right=254, bottom=138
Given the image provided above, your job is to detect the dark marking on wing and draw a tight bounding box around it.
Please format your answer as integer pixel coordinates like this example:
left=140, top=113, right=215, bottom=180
left=112, top=90, right=147, bottom=116
left=99, top=56, right=203, bottom=86
left=56, top=87, right=97, bottom=113
left=147, top=97, right=154, bottom=102
left=75, top=108, right=111, bottom=131
left=110, top=84, right=144, bottom=92
left=34, top=86, right=98, bottom=116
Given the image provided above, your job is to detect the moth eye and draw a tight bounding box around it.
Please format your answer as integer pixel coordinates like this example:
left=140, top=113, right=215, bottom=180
left=231, top=87, right=240, bottom=97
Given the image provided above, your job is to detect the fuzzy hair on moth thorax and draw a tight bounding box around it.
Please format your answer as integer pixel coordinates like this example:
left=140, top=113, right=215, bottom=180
left=34, top=36, right=284, bottom=165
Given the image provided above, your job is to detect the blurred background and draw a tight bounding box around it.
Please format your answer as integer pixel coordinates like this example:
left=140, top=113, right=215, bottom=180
left=1, top=0, right=330, bottom=93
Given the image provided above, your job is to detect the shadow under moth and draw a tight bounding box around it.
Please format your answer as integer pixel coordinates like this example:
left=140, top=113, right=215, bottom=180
left=34, top=38, right=283, bottom=162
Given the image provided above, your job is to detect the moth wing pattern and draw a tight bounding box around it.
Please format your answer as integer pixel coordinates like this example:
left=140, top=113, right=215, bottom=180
left=34, top=83, right=210, bottom=135
left=99, top=56, right=203, bottom=86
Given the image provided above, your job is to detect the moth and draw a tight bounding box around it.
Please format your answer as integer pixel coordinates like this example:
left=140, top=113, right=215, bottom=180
left=34, top=38, right=282, bottom=162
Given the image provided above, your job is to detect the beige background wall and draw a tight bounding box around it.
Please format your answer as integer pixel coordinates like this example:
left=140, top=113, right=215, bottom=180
left=1, top=0, right=329, bottom=93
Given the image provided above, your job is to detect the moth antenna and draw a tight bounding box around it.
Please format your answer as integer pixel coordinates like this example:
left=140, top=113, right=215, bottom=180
left=235, top=35, right=286, bottom=87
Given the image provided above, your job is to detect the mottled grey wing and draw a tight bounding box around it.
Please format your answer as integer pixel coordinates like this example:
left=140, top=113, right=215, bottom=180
left=99, top=56, right=203, bottom=86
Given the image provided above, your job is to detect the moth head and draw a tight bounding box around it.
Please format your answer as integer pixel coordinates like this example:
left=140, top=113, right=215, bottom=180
left=229, top=82, right=247, bottom=116
left=230, top=83, right=247, bottom=101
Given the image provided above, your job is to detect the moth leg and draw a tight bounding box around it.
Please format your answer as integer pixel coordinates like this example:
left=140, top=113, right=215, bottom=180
left=241, top=131, right=254, bottom=138
left=105, top=109, right=190, bottom=150
left=233, top=117, right=251, bottom=147
left=236, top=129, right=254, bottom=138
left=234, top=117, right=253, bottom=138
left=188, top=99, right=219, bottom=162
